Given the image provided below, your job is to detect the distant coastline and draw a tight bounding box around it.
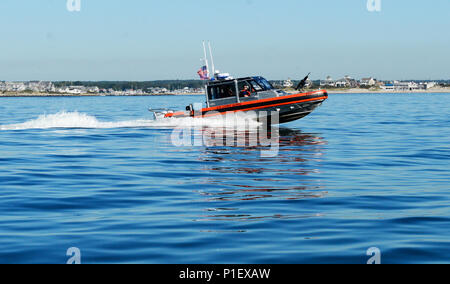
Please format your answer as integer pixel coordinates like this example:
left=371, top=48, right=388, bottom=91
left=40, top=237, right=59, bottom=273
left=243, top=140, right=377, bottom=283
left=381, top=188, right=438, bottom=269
left=1, top=88, right=450, bottom=98
left=2, top=78, right=450, bottom=97
left=326, top=87, right=450, bottom=94
left=0, top=92, right=204, bottom=97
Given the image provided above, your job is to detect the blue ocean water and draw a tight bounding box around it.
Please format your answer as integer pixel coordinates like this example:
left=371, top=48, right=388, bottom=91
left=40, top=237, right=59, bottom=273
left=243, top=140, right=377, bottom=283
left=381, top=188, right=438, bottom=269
left=0, top=93, right=449, bottom=264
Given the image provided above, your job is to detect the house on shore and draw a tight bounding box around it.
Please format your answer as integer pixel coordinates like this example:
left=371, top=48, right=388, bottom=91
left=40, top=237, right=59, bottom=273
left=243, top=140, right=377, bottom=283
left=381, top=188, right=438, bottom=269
left=283, top=79, right=294, bottom=88
left=360, top=77, right=377, bottom=87
left=320, top=76, right=336, bottom=87
left=335, top=76, right=358, bottom=88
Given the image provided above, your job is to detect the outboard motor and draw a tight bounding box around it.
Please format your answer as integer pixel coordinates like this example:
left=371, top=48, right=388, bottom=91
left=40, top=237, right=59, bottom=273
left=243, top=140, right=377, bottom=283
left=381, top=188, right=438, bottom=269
left=186, top=104, right=194, bottom=117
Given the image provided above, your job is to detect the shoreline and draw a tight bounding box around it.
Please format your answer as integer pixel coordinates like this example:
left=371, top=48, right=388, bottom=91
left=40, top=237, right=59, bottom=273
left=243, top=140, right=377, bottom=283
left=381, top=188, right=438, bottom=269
left=326, top=88, right=450, bottom=94
left=0, top=92, right=205, bottom=98
left=1, top=89, right=449, bottom=97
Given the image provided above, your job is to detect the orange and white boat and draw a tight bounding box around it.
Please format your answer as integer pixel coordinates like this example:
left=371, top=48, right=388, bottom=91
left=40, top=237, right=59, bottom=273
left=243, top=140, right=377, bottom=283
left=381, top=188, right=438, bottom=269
left=159, top=76, right=328, bottom=124
left=150, top=43, right=328, bottom=124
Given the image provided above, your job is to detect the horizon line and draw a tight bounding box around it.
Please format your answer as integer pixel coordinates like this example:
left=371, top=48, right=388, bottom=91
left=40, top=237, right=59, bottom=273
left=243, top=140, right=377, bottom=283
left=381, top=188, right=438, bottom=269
left=1, top=78, right=450, bottom=83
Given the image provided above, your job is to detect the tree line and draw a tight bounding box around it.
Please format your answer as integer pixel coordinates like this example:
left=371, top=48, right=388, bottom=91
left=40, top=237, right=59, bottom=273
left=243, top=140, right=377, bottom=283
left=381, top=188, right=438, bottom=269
left=53, top=80, right=206, bottom=91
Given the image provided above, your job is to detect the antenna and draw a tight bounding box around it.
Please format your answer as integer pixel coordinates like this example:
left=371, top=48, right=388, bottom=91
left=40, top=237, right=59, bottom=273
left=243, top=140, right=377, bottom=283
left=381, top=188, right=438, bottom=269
left=208, top=41, right=216, bottom=76
left=202, top=41, right=210, bottom=78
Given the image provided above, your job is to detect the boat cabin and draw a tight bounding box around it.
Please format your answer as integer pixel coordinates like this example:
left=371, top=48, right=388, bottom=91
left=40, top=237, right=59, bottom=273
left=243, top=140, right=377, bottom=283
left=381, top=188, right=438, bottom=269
left=206, top=76, right=285, bottom=107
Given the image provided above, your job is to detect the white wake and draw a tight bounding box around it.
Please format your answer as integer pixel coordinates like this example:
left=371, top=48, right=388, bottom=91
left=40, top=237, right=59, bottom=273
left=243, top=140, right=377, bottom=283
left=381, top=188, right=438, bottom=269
left=0, top=111, right=262, bottom=131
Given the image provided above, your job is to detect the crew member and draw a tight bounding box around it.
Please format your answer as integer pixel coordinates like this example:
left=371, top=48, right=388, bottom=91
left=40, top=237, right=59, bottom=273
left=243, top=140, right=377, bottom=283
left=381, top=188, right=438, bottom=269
left=240, top=85, right=251, bottom=97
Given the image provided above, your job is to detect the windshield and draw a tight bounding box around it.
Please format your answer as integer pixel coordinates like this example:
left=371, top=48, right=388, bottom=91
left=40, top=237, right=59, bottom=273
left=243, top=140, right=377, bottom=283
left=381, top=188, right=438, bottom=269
left=253, top=77, right=274, bottom=90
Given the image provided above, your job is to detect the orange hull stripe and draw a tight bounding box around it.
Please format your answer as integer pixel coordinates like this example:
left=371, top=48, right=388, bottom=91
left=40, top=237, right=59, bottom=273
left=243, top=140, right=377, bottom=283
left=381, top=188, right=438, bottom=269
left=165, top=90, right=328, bottom=118
left=199, top=96, right=328, bottom=118
left=203, top=90, right=327, bottom=113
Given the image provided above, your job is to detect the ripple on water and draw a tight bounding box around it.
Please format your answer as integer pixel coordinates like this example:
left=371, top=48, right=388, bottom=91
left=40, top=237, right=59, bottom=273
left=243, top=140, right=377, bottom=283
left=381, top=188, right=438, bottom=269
left=0, top=94, right=449, bottom=263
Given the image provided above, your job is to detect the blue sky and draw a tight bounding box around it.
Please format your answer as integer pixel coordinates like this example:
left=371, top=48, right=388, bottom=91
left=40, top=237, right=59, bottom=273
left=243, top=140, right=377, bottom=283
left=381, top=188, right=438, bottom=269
left=0, top=0, right=449, bottom=81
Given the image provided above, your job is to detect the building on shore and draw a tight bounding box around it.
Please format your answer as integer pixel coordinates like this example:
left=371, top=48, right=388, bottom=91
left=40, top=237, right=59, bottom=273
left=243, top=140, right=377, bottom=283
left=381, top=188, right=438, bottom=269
left=360, top=77, right=377, bottom=87
left=27, top=81, right=56, bottom=92
left=283, top=79, right=294, bottom=88
left=87, top=86, right=100, bottom=94
left=320, top=76, right=336, bottom=87
left=0, top=82, right=26, bottom=92
left=380, top=83, right=395, bottom=91
left=422, top=82, right=436, bottom=89
left=148, top=87, right=169, bottom=94
left=56, top=86, right=85, bottom=94
left=380, top=81, right=437, bottom=91
left=335, top=76, right=358, bottom=88
left=335, top=78, right=349, bottom=88
left=0, top=81, right=56, bottom=93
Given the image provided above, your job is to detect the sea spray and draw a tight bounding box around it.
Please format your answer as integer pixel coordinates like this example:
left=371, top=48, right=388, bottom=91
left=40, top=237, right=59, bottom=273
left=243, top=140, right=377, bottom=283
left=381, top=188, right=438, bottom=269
left=0, top=111, right=262, bottom=131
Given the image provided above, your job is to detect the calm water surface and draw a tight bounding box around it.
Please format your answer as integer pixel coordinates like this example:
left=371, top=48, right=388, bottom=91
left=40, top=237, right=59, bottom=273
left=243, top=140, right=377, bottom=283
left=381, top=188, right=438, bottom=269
left=0, top=93, right=449, bottom=264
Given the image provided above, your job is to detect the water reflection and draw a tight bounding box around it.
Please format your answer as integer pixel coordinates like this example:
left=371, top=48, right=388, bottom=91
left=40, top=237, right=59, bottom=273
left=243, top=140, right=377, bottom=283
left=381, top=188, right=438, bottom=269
left=193, top=128, right=328, bottom=224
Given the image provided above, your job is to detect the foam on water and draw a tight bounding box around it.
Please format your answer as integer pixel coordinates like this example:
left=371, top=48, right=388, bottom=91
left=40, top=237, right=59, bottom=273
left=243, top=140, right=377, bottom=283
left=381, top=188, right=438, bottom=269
left=0, top=111, right=262, bottom=131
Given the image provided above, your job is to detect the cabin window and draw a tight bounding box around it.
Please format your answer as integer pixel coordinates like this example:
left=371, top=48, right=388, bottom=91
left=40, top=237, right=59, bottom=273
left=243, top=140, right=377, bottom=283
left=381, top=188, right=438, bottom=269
left=254, top=77, right=274, bottom=90
left=238, top=80, right=263, bottom=97
left=250, top=81, right=264, bottom=92
left=238, top=81, right=254, bottom=97
left=208, top=82, right=237, bottom=100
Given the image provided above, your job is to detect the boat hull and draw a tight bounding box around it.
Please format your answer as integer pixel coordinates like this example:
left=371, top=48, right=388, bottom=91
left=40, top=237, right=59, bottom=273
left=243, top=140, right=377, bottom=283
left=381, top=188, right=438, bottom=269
left=165, top=90, right=328, bottom=125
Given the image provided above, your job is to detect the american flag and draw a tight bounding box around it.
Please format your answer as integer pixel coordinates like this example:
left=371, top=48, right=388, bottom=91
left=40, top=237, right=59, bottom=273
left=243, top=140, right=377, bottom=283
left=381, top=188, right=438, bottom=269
left=197, top=66, right=209, bottom=80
